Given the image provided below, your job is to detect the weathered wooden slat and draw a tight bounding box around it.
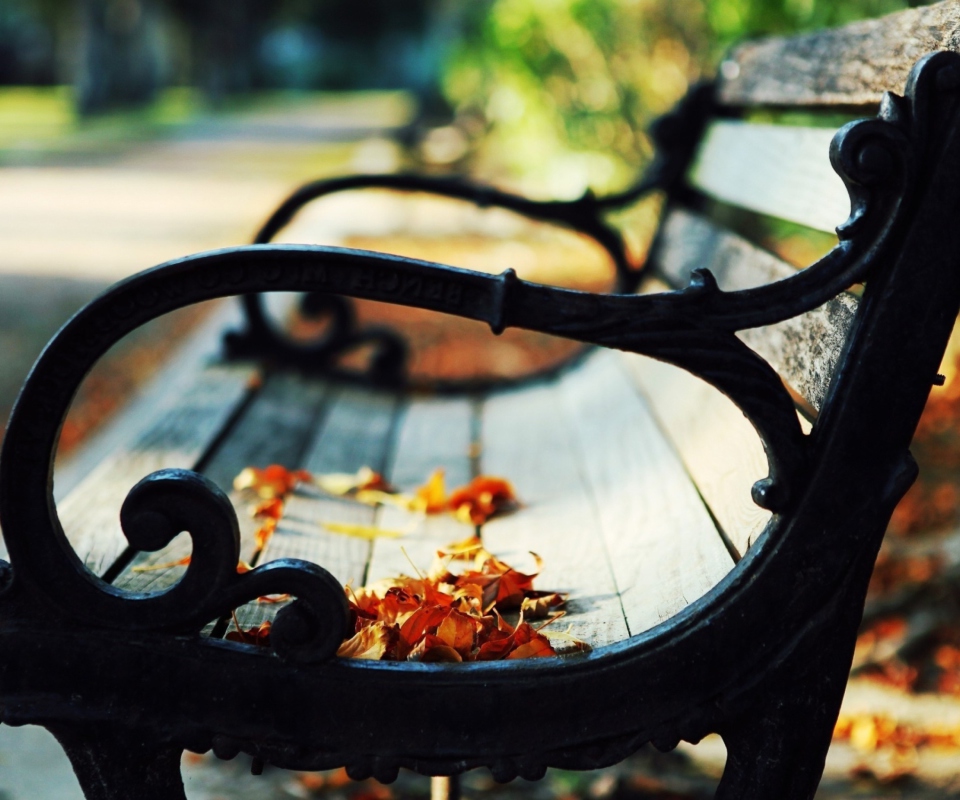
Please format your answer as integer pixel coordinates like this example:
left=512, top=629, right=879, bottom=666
left=560, top=352, right=734, bottom=635
left=480, top=380, right=630, bottom=647
left=366, top=396, right=476, bottom=585
left=53, top=301, right=245, bottom=502
left=653, top=209, right=858, bottom=412
left=688, top=121, right=847, bottom=233
left=0, top=301, right=240, bottom=569
left=58, top=363, right=258, bottom=578
left=618, top=351, right=770, bottom=559
left=233, top=386, right=399, bottom=630
left=113, top=373, right=330, bottom=595
left=718, top=0, right=960, bottom=108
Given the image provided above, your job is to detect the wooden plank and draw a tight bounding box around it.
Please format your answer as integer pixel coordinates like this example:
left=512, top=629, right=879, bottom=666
left=113, top=372, right=330, bottom=595
left=233, top=385, right=399, bottom=630
left=0, top=300, right=240, bottom=568
left=366, top=396, right=476, bottom=585
left=480, top=381, right=630, bottom=647
left=718, top=1, right=960, bottom=108
left=688, top=121, right=847, bottom=233
left=618, top=351, right=770, bottom=559
left=653, top=209, right=858, bottom=412
left=57, top=363, right=258, bottom=577
left=560, top=352, right=734, bottom=635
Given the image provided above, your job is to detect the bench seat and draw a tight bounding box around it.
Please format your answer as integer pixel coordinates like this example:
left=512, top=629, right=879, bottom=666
left=66, top=343, right=741, bottom=650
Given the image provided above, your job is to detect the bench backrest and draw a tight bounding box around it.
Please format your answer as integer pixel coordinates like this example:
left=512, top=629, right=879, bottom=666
left=624, top=0, right=960, bottom=558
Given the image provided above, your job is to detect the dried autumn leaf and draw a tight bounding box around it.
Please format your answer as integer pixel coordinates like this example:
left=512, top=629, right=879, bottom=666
left=234, top=464, right=310, bottom=499
left=447, top=476, right=519, bottom=525
left=435, top=608, right=479, bottom=658
left=254, top=517, right=277, bottom=552
left=411, top=635, right=463, bottom=663
left=337, top=624, right=399, bottom=660
left=415, top=468, right=448, bottom=513
left=257, top=593, right=291, bottom=604
left=253, top=497, right=285, bottom=520
left=131, top=555, right=191, bottom=573
left=313, top=466, right=395, bottom=497
left=321, top=521, right=406, bottom=540
left=225, top=620, right=272, bottom=647
left=520, top=592, right=567, bottom=620
left=542, top=628, right=592, bottom=654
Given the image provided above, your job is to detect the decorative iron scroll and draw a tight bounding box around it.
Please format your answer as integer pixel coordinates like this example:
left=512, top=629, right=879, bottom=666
left=0, top=52, right=950, bottom=667
left=223, top=85, right=716, bottom=380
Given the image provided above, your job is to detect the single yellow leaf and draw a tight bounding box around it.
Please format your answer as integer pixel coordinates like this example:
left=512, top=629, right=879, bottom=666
left=321, top=522, right=406, bottom=540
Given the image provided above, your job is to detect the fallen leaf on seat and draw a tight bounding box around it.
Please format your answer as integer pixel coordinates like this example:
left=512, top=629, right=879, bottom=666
left=447, top=476, right=519, bottom=525
left=521, top=592, right=568, bottom=619
left=414, top=468, right=448, bottom=513
left=321, top=522, right=406, bottom=540
left=131, top=555, right=191, bottom=573
left=225, top=618, right=272, bottom=647
left=312, top=466, right=395, bottom=497
left=339, top=537, right=564, bottom=661
left=234, top=464, right=311, bottom=499
left=253, top=517, right=278, bottom=552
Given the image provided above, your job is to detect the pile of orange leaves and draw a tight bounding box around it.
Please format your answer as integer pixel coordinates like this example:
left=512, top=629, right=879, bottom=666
left=338, top=535, right=570, bottom=662
left=227, top=466, right=569, bottom=660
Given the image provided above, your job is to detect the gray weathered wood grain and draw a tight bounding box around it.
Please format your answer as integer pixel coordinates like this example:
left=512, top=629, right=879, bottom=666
left=0, top=301, right=243, bottom=567
left=718, top=0, right=960, bottom=107
left=58, top=363, right=258, bottom=577
left=619, top=349, right=771, bottom=560
left=481, top=380, right=630, bottom=647
left=689, top=121, right=847, bottom=233
left=653, top=209, right=858, bottom=412
left=113, top=373, right=330, bottom=595
left=560, top=352, right=734, bottom=635
left=366, top=396, right=476, bottom=585
left=233, top=386, right=399, bottom=630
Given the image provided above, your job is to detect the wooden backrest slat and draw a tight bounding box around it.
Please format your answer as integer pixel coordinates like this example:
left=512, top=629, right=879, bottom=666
left=718, top=0, right=960, bottom=107
left=651, top=209, right=858, bottom=413
left=688, top=121, right=847, bottom=233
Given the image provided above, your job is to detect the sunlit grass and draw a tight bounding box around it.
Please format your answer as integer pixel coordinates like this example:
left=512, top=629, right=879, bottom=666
left=0, top=86, right=415, bottom=164
left=0, top=86, right=204, bottom=156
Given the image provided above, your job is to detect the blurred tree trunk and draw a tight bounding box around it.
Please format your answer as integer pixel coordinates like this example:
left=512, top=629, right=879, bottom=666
left=172, top=0, right=268, bottom=104
left=75, top=0, right=164, bottom=115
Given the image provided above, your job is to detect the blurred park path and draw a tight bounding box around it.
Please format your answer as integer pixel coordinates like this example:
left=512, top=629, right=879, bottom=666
left=0, top=91, right=413, bottom=281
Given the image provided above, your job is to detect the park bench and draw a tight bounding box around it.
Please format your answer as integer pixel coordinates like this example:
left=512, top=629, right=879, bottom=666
left=4, top=2, right=960, bottom=798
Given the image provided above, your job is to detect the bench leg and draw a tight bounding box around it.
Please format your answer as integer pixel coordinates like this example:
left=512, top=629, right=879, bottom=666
left=714, top=577, right=868, bottom=799
left=48, top=723, right=186, bottom=800
left=431, top=775, right=461, bottom=800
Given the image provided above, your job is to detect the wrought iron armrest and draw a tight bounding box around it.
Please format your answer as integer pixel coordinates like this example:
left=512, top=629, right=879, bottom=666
left=0, top=53, right=940, bottom=672
left=224, top=85, right=717, bottom=383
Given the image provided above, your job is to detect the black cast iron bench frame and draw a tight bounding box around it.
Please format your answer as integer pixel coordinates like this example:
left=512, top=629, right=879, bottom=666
left=3, top=23, right=960, bottom=800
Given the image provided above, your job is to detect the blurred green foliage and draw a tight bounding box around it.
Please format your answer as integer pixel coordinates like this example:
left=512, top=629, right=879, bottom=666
left=444, top=0, right=935, bottom=193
